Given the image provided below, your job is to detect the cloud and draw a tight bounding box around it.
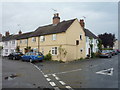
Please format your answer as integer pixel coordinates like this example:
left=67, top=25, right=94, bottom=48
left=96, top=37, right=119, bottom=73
left=1, top=2, right=118, bottom=38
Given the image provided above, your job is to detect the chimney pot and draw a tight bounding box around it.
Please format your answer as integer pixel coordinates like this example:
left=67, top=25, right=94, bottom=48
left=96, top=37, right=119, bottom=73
left=5, top=31, right=10, bottom=36
left=19, top=30, right=22, bottom=34
left=53, top=13, right=60, bottom=25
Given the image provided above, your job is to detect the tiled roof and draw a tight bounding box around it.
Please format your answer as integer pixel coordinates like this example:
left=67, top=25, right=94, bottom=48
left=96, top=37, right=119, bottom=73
left=2, top=35, right=14, bottom=41
left=16, top=32, right=33, bottom=40
left=84, top=28, right=98, bottom=39
left=2, top=32, right=33, bottom=41
left=29, top=19, right=76, bottom=37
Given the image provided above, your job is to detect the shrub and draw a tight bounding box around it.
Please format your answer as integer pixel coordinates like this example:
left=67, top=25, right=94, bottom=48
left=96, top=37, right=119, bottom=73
left=91, top=52, right=95, bottom=58
left=59, top=60, right=65, bottom=63
left=77, top=57, right=84, bottom=60
left=95, top=52, right=101, bottom=57
left=102, top=48, right=113, bottom=50
left=44, top=53, right=52, bottom=60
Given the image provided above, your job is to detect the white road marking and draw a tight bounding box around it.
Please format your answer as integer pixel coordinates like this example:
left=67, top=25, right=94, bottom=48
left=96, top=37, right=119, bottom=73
left=96, top=68, right=114, bottom=76
left=49, top=82, right=56, bottom=86
left=30, top=63, right=45, bottom=75
left=52, top=74, right=56, bottom=77
left=54, top=87, right=61, bottom=90
left=47, top=68, right=82, bottom=76
left=55, top=76, right=60, bottom=80
left=44, top=75, right=48, bottom=77
left=65, top=86, right=73, bottom=90
left=59, top=81, right=66, bottom=85
left=46, top=78, right=51, bottom=81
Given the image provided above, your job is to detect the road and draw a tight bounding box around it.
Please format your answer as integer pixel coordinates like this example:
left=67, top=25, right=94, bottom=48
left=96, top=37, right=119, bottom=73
left=2, top=54, right=119, bottom=90
left=2, top=57, right=52, bottom=89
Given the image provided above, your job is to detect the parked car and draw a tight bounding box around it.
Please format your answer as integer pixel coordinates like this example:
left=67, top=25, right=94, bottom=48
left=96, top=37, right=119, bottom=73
left=100, top=50, right=112, bottom=58
left=116, top=49, right=120, bottom=53
left=109, top=50, right=115, bottom=56
left=113, top=50, right=118, bottom=55
left=21, top=52, right=44, bottom=62
left=8, top=52, right=23, bottom=60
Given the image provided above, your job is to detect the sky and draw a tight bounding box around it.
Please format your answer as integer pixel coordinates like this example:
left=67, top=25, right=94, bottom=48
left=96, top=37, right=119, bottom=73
left=0, top=2, right=118, bottom=39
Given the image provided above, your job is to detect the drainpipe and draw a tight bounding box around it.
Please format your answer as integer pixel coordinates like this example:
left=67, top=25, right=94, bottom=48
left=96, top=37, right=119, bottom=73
left=38, top=36, right=40, bottom=52
left=27, top=38, right=28, bottom=47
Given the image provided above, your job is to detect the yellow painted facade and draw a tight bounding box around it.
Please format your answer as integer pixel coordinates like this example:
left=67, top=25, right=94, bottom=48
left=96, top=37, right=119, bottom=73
left=17, top=19, right=86, bottom=62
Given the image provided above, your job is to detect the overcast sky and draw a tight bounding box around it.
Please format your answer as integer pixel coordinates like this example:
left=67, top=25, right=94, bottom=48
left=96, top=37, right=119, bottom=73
left=1, top=2, right=118, bottom=38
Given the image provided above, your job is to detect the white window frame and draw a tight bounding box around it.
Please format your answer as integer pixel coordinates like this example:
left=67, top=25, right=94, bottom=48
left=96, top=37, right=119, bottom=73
left=12, top=40, right=15, bottom=44
left=41, top=48, right=44, bottom=54
left=11, top=49, right=14, bottom=53
left=32, top=37, right=36, bottom=42
left=5, top=49, right=8, bottom=55
left=5, top=42, right=8, bottom=46
left=25, top=39, right=27, bottom=44
left=52, top=34, right=56, bottom=40
left=40, top=36, right=45, bottom=42
left=51, top=47, right=57, bottom=55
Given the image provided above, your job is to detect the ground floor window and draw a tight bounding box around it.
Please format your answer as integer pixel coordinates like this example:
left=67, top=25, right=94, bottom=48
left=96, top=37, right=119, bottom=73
left=5, top=49, right=8, bottom=55
left=11, top=49, right=14, bottom=53
left=51, top=47, right=57, bottom=55
left=41, top=48, right=44, bottom=54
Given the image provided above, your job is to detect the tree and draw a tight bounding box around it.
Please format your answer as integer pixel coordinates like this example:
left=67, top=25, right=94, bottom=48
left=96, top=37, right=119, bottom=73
left=89, top=37, right=93, bottom=58
left=97, top=39, right=102, bottom=52
left=16, top=46, right=20, bottom=52
left=24, top=46, right=32, bottom=53
left=98, top=33, right=116, bottom=48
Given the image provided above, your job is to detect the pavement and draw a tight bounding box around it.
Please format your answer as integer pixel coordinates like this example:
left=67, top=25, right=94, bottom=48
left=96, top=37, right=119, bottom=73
left=2, top=54, right=119, bottom=90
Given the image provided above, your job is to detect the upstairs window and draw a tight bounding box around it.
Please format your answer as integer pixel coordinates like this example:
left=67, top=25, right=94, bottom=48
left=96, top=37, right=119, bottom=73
left=80, top=35, right=82, bottom=40
left=25, top=39, right=27, bottom=44
left=40, top=36, right=45, bottom=42
left=20, top=40, right=22, bottom=44
left=5, top=42, right=8, bottom=46
left=52, top=34, right=56, bottom=40
left=32, top=37, right=36, bottom=42
left=12, top=41, right=15, bottom=44
left=51, top=47, right=57, bottom=55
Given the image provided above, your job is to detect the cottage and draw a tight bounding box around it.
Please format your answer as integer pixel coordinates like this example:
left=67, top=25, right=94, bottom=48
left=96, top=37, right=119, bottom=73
left=79, top=19, right=98, bottom=57
left=17, top=13, right=86, bottom=61
left=2, top=31, right=19, bottom=56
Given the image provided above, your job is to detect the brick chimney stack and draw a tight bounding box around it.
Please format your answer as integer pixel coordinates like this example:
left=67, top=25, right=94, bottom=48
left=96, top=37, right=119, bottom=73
left=18, top=30, right=22, bottom=34
left=80, top=19, right=85, bottom=28
left=5, top=31, right=10, bottom=36
left=53, top=13, right=60, bottom=25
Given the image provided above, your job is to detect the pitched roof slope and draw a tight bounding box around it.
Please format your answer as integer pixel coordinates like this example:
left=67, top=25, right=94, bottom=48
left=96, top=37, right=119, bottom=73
left=2, top=31, right=33, bottom=41
left=84, top=28, right=98, bottom=39
left=16, top=32, right=33, bottom=40
left=29, top=19, right=76, bottom=37
left=2, top=34, right=21, bottom=41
